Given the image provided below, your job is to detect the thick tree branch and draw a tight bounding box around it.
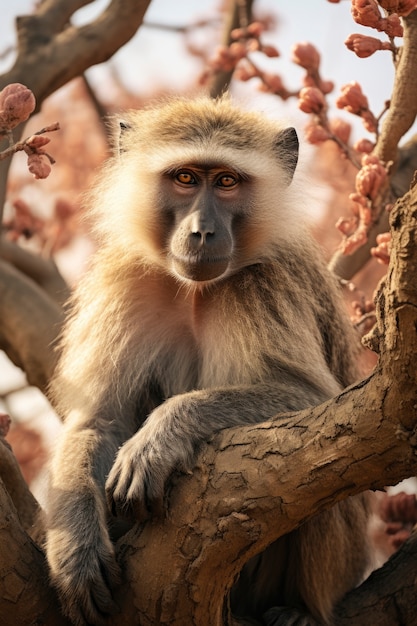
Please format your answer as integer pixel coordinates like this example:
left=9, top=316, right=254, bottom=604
left=0, top=238, right=69, bottom=305
left=0, top=477, right=71, bottom=625
left=0, top=0, right=151, bottom=103
left=0, top=437, right=40, bottom=533
left=334, top=530, right=417, bottom=625
left=0, top=260, right=63, bottom=391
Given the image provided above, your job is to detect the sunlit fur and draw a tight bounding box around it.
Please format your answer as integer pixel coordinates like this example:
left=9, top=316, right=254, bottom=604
left=46, top=96, right=370, bottom=626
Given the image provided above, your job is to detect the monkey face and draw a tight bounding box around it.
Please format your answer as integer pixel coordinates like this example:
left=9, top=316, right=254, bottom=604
left=158, top=163, right=248, bottom=283
left=96, top=100, right=301, bottom=285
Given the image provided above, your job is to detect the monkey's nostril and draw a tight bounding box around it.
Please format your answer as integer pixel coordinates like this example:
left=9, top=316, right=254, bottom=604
left=190, top=231, right=215, bottom=245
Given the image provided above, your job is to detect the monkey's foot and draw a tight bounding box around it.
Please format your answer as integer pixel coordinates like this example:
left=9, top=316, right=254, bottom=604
left=46, top=529, right=120, bottom=626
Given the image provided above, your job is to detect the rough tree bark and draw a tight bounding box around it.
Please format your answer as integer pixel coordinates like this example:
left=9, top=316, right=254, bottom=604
left=0, top=167, right=416, bottom=626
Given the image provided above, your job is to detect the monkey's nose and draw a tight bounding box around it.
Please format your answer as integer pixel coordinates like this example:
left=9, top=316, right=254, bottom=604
left=190, top=229, right=215, bottom=247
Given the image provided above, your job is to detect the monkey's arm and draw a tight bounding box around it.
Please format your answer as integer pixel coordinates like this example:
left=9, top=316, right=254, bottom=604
left=46, top=417, right=134, bottom=626
left=106, top=375, right=330, bottom=519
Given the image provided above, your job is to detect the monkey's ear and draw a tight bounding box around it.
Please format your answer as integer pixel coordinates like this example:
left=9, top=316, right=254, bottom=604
left=274, top=127, right=299, bottom=182
left=117, top=120, right=132, bottom=154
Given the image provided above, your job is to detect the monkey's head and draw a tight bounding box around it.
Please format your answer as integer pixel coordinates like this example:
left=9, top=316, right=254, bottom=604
left=94, top=97, right=300, bottom=286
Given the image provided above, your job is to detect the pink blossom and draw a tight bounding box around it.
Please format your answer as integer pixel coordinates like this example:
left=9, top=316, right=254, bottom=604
left=261, top=44, right=280, bottom=58
left=247, top=22, right=264, bottom=37
left=336, top=216, right=359, bottom=237
left=355, top=158, right=387, bottom=200
left=234, top=62, right=259, bottom=82
left=351, top=0, right=382, bottom=28
left=291, top=42, right=321, bottom=71
left=336, top=81, right=369, bottom=114
left=340, top=225, right=369, bottom=254
left=371, top=232, right=391, bottom=264
left=298, top=86, right=326, bottom=114
left=354, top=138, right=375, bottom=153
left=318, top=79, right=335, bottom=95
left=229, top=42, right=247, bottom=60
left=329, top=118, right=351, bottom=143
left=260, top=73, right=286, bottom=94
left=304, top=123, right=331, bottom=144
left=26, top=134, right=51, bottom=149
left=345, top=33, right=392, bottom=57
left=0, top=83, right=36, bottom=131
left=247, top=38, right=261, bottom=52
left=27, top=153, right=52, bottom=179
left=380, top=14, right=403, bottom=37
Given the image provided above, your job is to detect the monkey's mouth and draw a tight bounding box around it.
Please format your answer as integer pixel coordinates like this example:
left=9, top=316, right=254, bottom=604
left=171, top=255, right=230, bottom=282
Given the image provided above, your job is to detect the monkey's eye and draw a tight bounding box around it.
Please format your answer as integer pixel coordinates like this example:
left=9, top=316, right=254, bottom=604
left=215, top=174, right=238, bottom=188
left=175, top=171, right=196, bottom=185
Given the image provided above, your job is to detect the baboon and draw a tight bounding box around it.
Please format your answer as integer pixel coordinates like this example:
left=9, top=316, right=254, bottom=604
left=46, top=96, right=370, bottom=626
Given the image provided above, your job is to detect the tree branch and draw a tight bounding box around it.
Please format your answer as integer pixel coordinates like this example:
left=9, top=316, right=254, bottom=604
left=0, top=238, right=69, bottom=305
left=329, top=9, right=417, bottom=280
left=208, top=0, right=254, bottom=98
left=0, top=0, right=152, bottom=102
left=0, top=437, right=40, bottom=533
left=375, top=10, right=417, bottom=165
left=334, top=530, right=417, bottom=625
left=0, top=477, right=71, bottom=625
left=0, top=260, right=63, bottom=391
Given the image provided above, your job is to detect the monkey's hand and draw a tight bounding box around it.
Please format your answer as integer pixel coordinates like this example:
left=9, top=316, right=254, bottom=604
left=46, top=498, right=121, bottom=626
left=106, top=395, right=202, bottom=519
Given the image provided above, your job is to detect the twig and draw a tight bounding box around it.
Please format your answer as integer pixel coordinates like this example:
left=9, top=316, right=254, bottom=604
left=0, top=122, right=60, bottom=162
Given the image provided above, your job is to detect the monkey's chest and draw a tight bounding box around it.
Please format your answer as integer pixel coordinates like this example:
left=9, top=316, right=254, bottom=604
left=159, top=320, right=263, bottom=396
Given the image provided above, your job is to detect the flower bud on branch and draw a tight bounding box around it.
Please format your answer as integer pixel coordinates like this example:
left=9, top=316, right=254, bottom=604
left=298, top=87, right=326, bottom=114
left=350, top=0, right=412, bottom=36
left=351, top=0, right=382, bottom=29
left=345, top=33, right=394, bottom=57
left=292, top=42, right=320, bottom=71
left=371, top=231, right=392, bottom=264
left=336, top=81, right=378, bottom=132
left=0, top=83, right=35, bottom=135
left=356, top=154, right=388, bottom=200
left=336, top=192, right=372, bottom=254
left=0, top=120, right=60, bottom=180
left=304, top=123, right=332, bottom=144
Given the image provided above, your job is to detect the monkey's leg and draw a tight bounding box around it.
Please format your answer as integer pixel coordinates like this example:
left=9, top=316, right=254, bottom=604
left=46, top=418, right=130, bottom=626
